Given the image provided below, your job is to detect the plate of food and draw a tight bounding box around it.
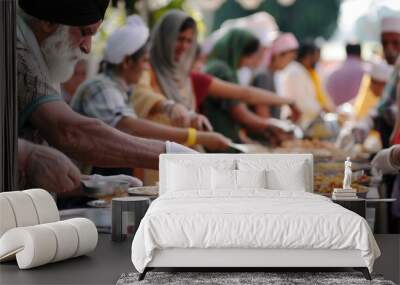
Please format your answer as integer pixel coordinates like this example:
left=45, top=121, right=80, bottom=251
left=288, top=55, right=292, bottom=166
left=314, top=174, right=370, bottom=196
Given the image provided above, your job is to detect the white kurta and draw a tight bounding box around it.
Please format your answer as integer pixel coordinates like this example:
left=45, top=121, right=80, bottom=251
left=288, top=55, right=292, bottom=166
left=278, top=61, right=321, bottom=129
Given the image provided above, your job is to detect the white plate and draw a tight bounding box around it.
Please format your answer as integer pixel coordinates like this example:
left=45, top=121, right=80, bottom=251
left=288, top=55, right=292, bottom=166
left=128, top=186, right=158, bottom=196
left=87, top=199, right=110, bottom=208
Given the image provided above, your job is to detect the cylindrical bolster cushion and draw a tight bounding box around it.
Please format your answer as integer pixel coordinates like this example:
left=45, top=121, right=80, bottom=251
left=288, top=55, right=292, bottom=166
left=0, top=218, right=97, bottom=269
left=0, top=226, right=57, bottom=269
left=42, top=221, right=79, bottom=263
left=64, top=218, right=98, bottom=257
left=1, top=192, right=39, bottom=227
left=0, top=196, right=17, bottom=238
left=23, top=189, right=59, bottom=224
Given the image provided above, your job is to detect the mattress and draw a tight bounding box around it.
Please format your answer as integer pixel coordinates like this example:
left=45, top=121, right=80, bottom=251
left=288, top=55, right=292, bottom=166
left=131, top=190, right=380, bottom=273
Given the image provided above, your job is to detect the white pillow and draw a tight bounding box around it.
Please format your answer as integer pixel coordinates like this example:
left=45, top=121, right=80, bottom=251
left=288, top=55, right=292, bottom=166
left=238, top=159, right=308, bottom=191
left=266, top=164, right=306, bottom=191
left=211, top=169, right=267, bottom=191
left=167, top=163, right=211, bottom=192
left=212, top=168, right=237, bottom=191
left=236, top=169, right=267, bottom=189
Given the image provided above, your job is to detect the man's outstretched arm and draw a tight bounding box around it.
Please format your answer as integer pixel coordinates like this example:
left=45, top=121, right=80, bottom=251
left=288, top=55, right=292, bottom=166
left=30, top=101, right=165, bottom=169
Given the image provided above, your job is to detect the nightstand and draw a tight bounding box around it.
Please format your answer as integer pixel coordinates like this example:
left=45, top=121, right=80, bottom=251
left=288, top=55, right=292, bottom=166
left=111, top=197, right=152, bottom=242
left=332, top=198, right=366, bottom=218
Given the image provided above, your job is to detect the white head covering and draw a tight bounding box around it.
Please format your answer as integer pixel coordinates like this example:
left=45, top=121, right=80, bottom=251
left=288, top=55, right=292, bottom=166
left=369, top=58, right=394, bottom=82
left=221, top=12, right=279, bottom=47
left=104, top=15, right=149, bottom=64
left=381, top=17, right=400, bottom=34
left=202, top=11, right=278, bottom=55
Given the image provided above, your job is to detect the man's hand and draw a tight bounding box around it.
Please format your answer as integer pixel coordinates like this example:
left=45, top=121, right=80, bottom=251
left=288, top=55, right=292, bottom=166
left=371, top=146, right=400, bottom=175
left=197, top=132, right=231, bottom=151
left=165, top=141, right=198, bottom=154
left=25, top=143, right=81, bottom=193
left=190, top=114, right=213, bottom=131
left=264, top=124, right=294, bottom=147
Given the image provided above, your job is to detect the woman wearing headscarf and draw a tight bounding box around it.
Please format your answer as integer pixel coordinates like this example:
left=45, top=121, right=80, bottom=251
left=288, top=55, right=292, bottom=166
left=190, top=44, right=299, bottom=113
left=202, top=28, right=299, bottom=143
left=132, top=10, right=211, bottom=130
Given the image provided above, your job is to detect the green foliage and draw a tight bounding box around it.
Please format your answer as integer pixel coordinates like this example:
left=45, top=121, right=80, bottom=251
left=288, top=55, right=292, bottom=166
left=150, top=0, right=186, bottom=28
left=213, top=0, right=341, bottom=41
left=147, top=0, right=207, bottom=39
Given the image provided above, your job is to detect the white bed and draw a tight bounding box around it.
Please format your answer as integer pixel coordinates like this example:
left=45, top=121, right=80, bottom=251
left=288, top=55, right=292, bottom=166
left=131, top=154, right=380, bottom=280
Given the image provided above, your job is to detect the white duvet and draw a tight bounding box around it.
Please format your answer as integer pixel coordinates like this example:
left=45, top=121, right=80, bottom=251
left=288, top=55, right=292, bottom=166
left=131, top=190, right=380, bottom=273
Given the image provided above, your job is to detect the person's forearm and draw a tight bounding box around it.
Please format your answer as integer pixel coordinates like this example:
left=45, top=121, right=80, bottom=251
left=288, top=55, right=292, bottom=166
left=116, top=117, right=188, bottom=143
left=209, top=78, right=292, bottom=106
left=230, top=104, right=267, bottom=132
left=31, top=102, right=165, bottom=169
left=244, top=86, right=292, bottom=106
left=391, top=145, right=400, bottom=168
left=56, top=119, right=164, bottom=169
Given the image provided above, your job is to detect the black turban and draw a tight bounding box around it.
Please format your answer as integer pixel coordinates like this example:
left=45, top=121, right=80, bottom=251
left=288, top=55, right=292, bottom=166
left=19, top=0, right=110, bottom=26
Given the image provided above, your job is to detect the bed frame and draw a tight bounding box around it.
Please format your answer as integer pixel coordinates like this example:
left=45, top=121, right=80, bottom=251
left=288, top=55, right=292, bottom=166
left=138, top=248, right=371, bottom=280
left=138, top=154, right=372, bottom=281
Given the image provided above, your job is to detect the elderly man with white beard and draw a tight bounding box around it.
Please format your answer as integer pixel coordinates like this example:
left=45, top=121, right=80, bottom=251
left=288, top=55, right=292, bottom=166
left=16, top=0, right=195, bottom=195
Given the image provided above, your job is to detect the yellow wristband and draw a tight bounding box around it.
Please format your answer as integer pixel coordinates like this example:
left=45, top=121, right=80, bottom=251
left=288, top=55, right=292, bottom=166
left=186, top=128, right=197, bottom=146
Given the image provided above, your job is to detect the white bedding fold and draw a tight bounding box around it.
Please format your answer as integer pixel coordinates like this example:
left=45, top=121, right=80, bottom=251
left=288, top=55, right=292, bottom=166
left=131, top=191, right=380, bottom=273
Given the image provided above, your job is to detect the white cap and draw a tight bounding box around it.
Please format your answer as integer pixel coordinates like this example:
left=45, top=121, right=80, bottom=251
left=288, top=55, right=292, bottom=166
left=220, top=11, right=279, bottom=46
left=369, top=59, right=394, bottom=82
left=104, top=15, right=149, bottom=64
left=381, top=17, right=400, bottom=34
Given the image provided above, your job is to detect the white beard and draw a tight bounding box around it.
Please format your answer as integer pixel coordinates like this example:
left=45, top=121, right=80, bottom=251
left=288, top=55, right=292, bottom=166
left=41, top=25, right=87, bottom=84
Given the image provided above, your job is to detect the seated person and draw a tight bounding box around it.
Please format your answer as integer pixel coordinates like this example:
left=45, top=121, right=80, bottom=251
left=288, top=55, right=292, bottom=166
left=132, top=10, right=211, bottom=130
left=71, top=15, right=231, bottom=171
left=16, top=0, right=181, bottom=188
left=353, top=58, right=393, bottom=120
left=203, top=28, right=298, bottom=143
left=251, top=33, right=299, bottom=119
left=279, top=40, right=335, bottom=129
